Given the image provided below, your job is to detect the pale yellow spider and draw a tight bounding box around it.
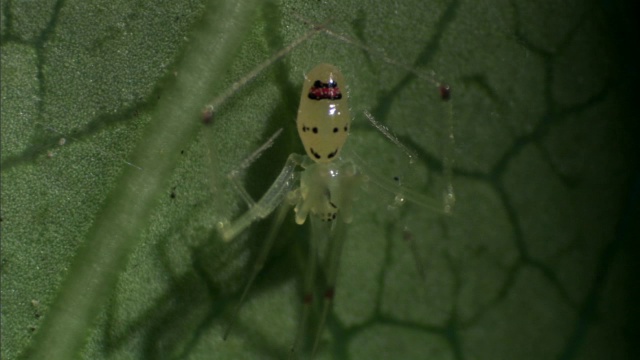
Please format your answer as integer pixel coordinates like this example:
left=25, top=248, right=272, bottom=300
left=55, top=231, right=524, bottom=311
left=216, top=61, right=455, bottom=356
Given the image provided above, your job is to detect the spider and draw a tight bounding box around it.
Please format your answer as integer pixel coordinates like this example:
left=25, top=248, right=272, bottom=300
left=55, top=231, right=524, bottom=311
left=215, top=61, right=455, bottom=356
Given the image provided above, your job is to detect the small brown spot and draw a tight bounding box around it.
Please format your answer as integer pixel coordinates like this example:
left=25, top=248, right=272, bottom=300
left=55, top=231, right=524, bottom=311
left=324, top=287, right=335, bottom=299
left=439, top=84, right=451, bottom=101
left=312, top=127, right=318, bottom=134
left=202, top=107, right=214, bottom=124
left=303, top=293, right=313, bottom=304
left=333, top=127, right=338, bottom=133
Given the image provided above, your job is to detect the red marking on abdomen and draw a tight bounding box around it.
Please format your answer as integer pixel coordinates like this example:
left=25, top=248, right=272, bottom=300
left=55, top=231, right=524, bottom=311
left=308, top=81, right=342, bottom=100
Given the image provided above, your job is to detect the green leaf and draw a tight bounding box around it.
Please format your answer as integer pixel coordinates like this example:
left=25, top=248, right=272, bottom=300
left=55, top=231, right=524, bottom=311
left=1, top=0, right=636, bottom=359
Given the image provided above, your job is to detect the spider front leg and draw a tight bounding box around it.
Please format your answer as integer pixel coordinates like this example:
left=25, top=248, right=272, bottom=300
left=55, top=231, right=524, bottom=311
left=222, top=202, right=292, bottom=340
left=217, top=151, right=305, bottom=241
left=218, top=148, right=305, bottom=339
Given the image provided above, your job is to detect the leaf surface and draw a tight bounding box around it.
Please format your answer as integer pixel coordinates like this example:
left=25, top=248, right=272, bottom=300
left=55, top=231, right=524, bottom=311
left=1, top=0, right=636, bottom=359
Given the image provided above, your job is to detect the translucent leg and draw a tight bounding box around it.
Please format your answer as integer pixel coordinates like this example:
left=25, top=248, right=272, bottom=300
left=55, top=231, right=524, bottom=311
left=227, top=129, right=284, bottom=208
left=289, top=216, right=320, bottom=358
left=290, top=14, right=445, bottom=88
left=204, top=26, right=322, bottom=113
left=402, top=227, right=428, bottom=283
left=312, top=218, right=348, bottom=356
left=346, top=109, right=456, bottom=215
left=347, top=149, right=448, bottom=213
left=441, top=99, right=456, bottom=213
left=218, top=152, right=304, bottom=241
left=223, top=202, right=291, bottom=340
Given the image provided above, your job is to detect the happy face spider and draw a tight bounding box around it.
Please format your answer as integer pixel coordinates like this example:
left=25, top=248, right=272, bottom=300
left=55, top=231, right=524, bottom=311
left=216, top=62, right=455, bottom=356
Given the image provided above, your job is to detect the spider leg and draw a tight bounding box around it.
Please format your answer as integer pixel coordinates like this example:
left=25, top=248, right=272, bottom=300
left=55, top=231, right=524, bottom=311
left=227, top=129, right=284, bottom=208
left=218, top=152, right=305, bottom=241
left=223, top=202, right=291, bottom=340
left=348, top=149, right=449, bottom=213
left=312, top=217, right=348, bottom=357
left=346, top=109, right=456, bottom=214
left=204, top=26, right=321, bottom=113
left=289, top=215, right=321, bottom=357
